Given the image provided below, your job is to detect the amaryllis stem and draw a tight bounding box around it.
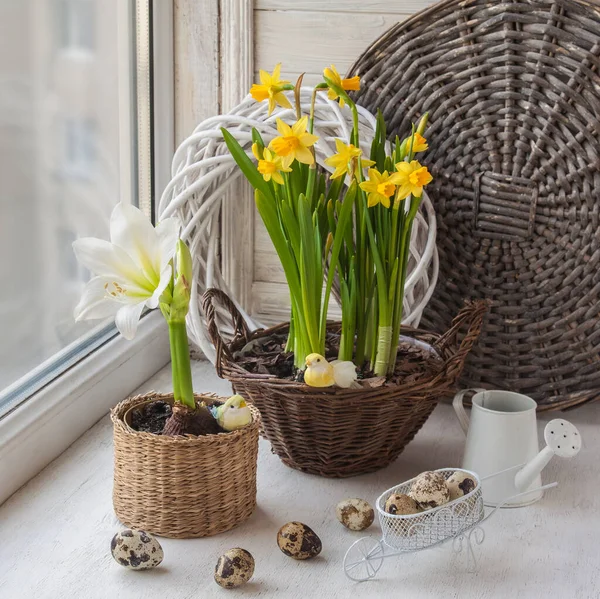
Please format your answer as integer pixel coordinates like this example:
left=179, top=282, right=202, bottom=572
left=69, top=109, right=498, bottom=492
left=168, top=320, right=195, bottom=409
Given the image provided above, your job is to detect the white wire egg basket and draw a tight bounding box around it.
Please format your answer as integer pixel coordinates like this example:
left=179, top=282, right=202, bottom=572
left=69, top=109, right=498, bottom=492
left=376, top=468, right=484, bottom=552
left=344, top=464, right=566, bottom=582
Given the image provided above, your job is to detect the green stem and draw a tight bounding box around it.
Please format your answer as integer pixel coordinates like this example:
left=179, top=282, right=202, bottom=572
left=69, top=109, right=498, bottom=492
left=374, top=325, right=392, bottom=376
left=168, top=320, right=195, bottom=409
left=285, top=308, right=295, bottom=353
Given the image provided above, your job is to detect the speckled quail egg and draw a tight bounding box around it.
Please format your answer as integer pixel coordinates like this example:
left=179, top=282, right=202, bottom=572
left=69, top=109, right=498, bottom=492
left=110, top=529, right=164, bottom=570
left=214, top=548, right=255, bottom=588
left=336, top=498, right=375, bottom=531
left=446, top=470, right=477, bottom=501
left=409, top=471, right=450, bottom=509
left=277, top=522, right=322, bottom=560
left=384, top=493, right=420, bottom=516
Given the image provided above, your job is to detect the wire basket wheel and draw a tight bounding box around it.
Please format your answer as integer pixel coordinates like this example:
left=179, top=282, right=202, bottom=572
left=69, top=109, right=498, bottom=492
left=348, top=0, right=600, bottom=410
left=343, top=537, right=385, bottom=582
left=158, top=87, right=438, bottom=363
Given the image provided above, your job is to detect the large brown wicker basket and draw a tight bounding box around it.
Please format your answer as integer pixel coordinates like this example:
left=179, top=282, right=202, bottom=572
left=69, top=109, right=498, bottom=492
left=112, top=392, right=259, bottom=538
left=349, top=0, right=600, bottom=410
left=203, top=289, right=488, bottom=478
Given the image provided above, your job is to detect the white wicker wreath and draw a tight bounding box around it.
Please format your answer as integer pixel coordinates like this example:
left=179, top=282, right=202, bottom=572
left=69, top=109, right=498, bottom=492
left=158, top=88, right=439, bottom=363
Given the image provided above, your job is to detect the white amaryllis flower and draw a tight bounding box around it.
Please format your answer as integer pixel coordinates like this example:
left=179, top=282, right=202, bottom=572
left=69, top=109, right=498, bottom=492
left=73, top=202, right=181, bottom=340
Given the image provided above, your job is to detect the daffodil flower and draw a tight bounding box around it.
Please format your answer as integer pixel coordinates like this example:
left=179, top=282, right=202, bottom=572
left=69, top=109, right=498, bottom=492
left=72, top=202, right=180, bottom=339
left=269, top=116, right=319, bottom=165
left=250, top=63, right=293, bottom=115
left=401, top=132, right=428, bottom=156
left=324, top=139, right=375, bottom=179
left=323, top=65, right=360, bottom=107
left=359, top=168, right=404, bottom=208
left=394, top=160, right=433, bottom=200
left=252, top=143, right=293, bottom=184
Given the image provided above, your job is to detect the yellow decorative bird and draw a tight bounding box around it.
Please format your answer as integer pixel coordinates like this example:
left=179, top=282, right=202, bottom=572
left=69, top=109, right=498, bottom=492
left=304, top=353, right=359, bottom=388
left=210, top=395, right=252, bottom=431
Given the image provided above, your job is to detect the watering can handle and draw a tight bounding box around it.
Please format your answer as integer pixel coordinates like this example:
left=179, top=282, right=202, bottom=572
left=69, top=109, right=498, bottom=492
left=452, top=388, right=487, bottom=435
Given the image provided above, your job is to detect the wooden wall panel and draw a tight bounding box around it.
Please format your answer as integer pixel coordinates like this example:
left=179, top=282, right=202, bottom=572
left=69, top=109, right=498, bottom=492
left=174, top=0, right=435, bottom=324
left=173, top=0, right=220, bottom=144
left=254, top=10, right=404, bottom=75
left=256, top=0, right=436, bottom=13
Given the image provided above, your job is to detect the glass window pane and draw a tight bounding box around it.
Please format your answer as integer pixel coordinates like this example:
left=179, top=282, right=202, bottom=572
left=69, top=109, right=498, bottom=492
left=0, top=0, right=137, bottom=413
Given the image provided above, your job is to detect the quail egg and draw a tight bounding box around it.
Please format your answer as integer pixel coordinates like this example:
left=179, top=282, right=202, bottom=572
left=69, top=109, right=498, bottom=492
left=409, top=471, right=450, bottom=509
left=446, top=470, right=477, bottom=501
left=277, top=522, right=322, bottom=560
left=110, top=529, right=164, bottom=570
left=335, top=498, right=375, bottom=531
left=214, top=548, right=255, bottom=588
left=384, top=493, right=420, bottom=515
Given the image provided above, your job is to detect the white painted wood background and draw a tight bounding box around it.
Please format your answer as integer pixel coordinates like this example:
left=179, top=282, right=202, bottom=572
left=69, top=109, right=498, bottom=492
left=174, top=0, right=437, bottom=324
left=252, top=0, right=436, bottom=322
left=1, top=361, right=598, bottom=598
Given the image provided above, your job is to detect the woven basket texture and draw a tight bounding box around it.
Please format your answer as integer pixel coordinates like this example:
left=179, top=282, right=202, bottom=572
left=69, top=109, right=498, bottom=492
left=348, top=0, right=600, bottom=410
left=203, top=288, right=488, bottom=478
left=112, top=392, right=259, bottom=538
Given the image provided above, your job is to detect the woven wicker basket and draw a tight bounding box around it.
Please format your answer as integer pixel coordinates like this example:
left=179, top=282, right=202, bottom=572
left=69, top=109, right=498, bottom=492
left=112, top=392, right=259, bottom=538
left=348, top=0, right=600, bottom=410
left=203, top=289, right=488, bottom=478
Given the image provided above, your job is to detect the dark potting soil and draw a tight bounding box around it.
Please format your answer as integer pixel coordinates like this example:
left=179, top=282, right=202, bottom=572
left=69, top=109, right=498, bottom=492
left=232, top=331, right=445, bottom=385
left=130, top=399, right=227, bottom=436
left=130, top=400, right=173, bottom=434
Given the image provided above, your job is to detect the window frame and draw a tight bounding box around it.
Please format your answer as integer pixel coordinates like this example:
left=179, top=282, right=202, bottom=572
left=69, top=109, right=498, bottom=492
left=0, top=0, right=175, bottom=505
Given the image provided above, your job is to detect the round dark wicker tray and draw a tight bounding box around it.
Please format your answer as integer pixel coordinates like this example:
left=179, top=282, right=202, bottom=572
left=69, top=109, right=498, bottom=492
left=348, top=0, right=600, bottom=410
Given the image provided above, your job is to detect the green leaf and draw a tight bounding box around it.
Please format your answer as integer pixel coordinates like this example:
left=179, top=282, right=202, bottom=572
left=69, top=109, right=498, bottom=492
left=221, top=127, right=274, bottom=202
left=280, top=200, right=301, bottom=258
left=255, top=190, right=301, bottom=302
left=320, top=181, right=357, bottom=342
left=251, top=127, right=266, bottom=149
left=326, top=174, right=344, bottom=202
left=388, top=258, right=399, bottom=303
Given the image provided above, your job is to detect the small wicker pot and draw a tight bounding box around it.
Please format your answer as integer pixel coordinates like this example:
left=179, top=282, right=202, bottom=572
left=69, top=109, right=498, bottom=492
left=111, top=392, right=259, bottom=538
left=203, top=289, right=488, bottom=478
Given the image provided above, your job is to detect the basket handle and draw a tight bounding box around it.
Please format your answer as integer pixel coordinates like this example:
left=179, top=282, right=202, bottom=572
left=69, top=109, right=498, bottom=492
left=436, top=299, right=490, bottom=382
left=202, top=288, right=252, bottom=378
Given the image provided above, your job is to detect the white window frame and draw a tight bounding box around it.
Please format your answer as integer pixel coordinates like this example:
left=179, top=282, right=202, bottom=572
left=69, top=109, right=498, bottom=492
left=0, top=0, right=175, bottom=504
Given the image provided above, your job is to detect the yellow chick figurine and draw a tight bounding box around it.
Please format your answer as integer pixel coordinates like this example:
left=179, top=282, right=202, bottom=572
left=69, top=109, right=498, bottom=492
left=304, top=353, right=359, bottom=388
left=211, top=395, right=252, bottom=431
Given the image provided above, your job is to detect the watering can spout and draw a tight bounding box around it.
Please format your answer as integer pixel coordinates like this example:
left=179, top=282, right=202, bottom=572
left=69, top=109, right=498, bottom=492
left=515, top=419, right=581, bottom=492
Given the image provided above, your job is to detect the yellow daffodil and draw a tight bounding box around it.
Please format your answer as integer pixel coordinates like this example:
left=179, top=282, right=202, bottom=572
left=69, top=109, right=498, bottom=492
left=324, top=139, right=375, bottom=179
left=394, top=160, right=433, bottom=200
left=402, top=132, right=428, bottom=154
left=359, top=168, right=403, bottom=208
left=250, top=63, right=292, bottom=115
left=252, top=143, right=292, bottom=184
left=269, top=116, right=319, bottom=165
left=323, top=65, right=360, bottom=107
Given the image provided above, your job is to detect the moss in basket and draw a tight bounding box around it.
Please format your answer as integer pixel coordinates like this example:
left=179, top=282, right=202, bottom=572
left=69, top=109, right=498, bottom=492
left=72, top=202, right=218, bottom=436
left=224, top=62, right=434, bottom=378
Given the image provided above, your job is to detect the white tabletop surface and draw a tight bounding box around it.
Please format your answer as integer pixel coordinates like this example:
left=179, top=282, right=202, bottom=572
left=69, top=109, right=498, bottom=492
left=1, top=360, right=598, bottom=599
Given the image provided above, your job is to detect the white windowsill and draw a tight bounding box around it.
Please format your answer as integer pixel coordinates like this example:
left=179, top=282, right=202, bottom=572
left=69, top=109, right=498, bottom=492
left=0, top=358, right=598, bottom=598
left=0, top=311, right=171, bottom=504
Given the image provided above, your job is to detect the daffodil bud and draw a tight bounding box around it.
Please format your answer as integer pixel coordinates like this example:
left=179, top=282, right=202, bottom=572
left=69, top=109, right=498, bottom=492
left=325, top=232, right=333, bottom=257
left=416, top=112, right=429, bottom=136
left=170, top=240, right=193, bottom=322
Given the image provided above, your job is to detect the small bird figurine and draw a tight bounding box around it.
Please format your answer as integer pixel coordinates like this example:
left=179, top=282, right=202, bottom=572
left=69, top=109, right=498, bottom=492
left=304, top=353, right=359, bottom=388
left=210, top=395, right=252, bottom=431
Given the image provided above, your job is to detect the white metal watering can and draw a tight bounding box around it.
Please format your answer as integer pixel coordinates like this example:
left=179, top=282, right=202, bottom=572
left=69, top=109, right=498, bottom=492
left=453, top=389, right=582, bottom=507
